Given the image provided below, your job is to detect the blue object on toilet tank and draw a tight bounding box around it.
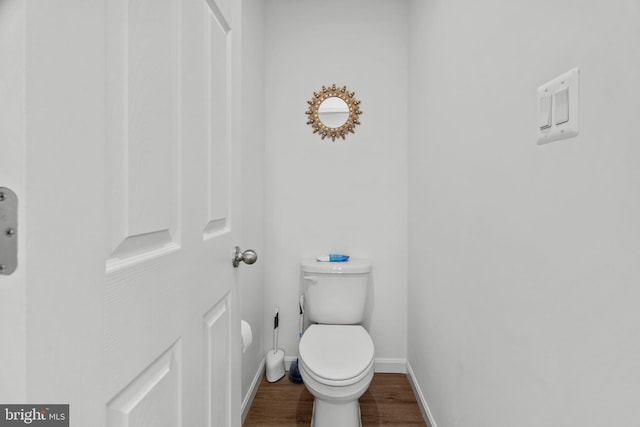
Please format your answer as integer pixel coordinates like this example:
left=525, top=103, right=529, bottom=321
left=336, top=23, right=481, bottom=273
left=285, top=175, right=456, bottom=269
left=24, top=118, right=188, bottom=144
left=316, top=254, right=350, bottom=262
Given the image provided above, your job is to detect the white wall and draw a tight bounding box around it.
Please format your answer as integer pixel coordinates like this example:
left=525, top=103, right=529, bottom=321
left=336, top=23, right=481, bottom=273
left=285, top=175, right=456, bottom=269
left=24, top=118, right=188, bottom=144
left=264, top=0, right=409, bottom=369
left=239, top=0, right=266, bottom=410
left=408, top=1, right=640, bottom=426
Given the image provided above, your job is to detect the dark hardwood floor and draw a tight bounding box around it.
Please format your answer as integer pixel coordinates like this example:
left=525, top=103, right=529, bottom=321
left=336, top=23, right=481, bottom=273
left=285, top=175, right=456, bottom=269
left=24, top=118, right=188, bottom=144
left=243, top=372, right=429, bottom=427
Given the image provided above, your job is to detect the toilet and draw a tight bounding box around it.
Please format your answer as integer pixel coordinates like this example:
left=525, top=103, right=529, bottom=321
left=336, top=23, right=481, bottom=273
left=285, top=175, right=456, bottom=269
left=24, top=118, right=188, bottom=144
left=298, top=259, right=375, bottom=427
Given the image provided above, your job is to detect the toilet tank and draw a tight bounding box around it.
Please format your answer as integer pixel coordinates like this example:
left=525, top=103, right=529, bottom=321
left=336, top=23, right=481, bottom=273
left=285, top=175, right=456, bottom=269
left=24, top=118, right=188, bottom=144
left=301, top=259, right=371, bottom=325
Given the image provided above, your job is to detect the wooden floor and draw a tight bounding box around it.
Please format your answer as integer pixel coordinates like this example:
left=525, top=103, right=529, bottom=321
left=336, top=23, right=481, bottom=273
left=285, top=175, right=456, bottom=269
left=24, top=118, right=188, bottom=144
left=243, top=372, right=429, bottom=427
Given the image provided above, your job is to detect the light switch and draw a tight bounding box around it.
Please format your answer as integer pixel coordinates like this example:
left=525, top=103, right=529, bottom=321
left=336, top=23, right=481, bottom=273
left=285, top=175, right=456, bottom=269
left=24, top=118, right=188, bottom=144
left=554, top=88, right=569, bottom=125
left=539, top=94, right=552, bottom=129
left=537, top=68, right=579, bottom=145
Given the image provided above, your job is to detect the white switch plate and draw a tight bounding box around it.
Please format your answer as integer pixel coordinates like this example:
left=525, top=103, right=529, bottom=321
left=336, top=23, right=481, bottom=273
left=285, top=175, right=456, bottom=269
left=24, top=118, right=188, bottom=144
left=537, top=68, right=579, bottom=145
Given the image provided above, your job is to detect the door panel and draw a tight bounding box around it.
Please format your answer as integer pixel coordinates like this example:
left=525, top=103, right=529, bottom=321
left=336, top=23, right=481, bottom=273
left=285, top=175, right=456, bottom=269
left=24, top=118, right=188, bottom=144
left=204, top=294, right=231, bottom=427
left=107, top=342, right=182, bottom=427
left=204, top=0, right=231, bottom=237
left=105, top=0, right=180, bottom=267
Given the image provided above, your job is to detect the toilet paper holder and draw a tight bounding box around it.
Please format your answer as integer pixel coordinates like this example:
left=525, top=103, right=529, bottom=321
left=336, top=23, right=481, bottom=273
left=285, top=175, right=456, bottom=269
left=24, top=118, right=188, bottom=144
left=241, top=320, right=252, bottom=353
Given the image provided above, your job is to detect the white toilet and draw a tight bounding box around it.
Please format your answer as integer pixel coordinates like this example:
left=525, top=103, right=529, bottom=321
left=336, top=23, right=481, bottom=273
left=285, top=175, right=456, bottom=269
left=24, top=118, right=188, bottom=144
left=298, top=259, right=375, bottom=427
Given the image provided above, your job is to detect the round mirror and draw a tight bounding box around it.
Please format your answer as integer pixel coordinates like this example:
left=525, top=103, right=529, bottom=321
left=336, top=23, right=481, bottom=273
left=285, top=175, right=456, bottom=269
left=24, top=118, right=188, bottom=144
left=306, top=84, right=362, bottom=141
left=318, top=97, right=349, bottom=129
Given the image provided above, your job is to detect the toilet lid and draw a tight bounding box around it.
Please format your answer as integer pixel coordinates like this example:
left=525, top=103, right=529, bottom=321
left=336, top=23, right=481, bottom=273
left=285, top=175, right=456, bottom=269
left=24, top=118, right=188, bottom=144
left=299, top=324, right=374, bottom=382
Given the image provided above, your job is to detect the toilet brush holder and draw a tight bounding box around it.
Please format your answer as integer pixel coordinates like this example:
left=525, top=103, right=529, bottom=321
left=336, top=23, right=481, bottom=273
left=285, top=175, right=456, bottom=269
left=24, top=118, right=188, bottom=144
left=266, top=348, right=285, bottom=382
left=266, top=307, right=285, bottom=382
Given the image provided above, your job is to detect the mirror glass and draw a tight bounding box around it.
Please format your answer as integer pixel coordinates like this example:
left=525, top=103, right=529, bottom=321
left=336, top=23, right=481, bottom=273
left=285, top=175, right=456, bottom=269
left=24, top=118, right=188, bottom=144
left=306, top=84, right=361, bottom=141
left=318, top=97, right=350, bottom=129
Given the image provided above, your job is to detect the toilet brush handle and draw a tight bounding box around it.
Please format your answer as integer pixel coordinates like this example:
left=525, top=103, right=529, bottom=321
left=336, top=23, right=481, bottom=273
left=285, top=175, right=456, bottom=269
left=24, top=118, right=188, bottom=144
left=273, top=309, right=279, bottom=354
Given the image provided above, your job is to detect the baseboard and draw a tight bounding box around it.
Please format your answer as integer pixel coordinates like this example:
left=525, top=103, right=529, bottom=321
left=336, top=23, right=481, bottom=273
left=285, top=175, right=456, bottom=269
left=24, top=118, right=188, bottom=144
left=374, top=357, right=407, bottom=373
left=241, top=356, right=265, bottom=423
left=406, top=361, right=438, bottom=427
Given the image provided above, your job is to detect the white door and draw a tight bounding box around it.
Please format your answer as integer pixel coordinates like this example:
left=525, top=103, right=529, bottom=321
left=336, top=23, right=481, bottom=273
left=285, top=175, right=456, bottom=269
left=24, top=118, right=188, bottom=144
left=0, top=0, right=244, bottom=426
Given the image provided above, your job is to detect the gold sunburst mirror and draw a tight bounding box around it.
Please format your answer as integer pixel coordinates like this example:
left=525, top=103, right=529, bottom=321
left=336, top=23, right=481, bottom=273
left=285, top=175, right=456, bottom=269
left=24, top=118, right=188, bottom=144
left=305, top=84, right=362, bottom=141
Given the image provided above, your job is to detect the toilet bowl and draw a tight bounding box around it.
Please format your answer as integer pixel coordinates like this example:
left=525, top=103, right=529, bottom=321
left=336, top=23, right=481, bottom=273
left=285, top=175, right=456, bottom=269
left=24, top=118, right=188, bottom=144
left=298, top=324, right=375, bottom=427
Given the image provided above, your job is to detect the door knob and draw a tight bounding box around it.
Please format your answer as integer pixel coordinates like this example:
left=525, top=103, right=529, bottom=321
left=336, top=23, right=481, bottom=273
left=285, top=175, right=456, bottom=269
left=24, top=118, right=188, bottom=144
left=233, top=246, right=258, bottom=268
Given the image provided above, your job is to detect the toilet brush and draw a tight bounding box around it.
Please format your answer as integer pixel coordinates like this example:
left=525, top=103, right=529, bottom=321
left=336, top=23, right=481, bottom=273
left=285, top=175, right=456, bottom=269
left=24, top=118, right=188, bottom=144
left=266, top=308, right=285, bottom=382
left=288, top=295, right=304, bottom=384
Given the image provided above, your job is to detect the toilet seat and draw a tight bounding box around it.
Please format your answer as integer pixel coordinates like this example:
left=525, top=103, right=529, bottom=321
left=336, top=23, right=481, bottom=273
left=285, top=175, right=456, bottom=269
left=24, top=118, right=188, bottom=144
left=299, top=324, right=374, bottom=386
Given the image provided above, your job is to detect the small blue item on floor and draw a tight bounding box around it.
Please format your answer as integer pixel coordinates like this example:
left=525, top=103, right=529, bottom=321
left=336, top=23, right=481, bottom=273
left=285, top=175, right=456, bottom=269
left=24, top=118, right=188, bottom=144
left=288, top=359, right=303, bottom=384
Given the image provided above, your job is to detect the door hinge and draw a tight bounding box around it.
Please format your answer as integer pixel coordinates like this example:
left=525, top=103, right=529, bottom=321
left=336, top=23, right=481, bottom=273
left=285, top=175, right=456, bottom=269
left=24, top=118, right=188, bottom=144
left=0, top=187, right=18, bottom=275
